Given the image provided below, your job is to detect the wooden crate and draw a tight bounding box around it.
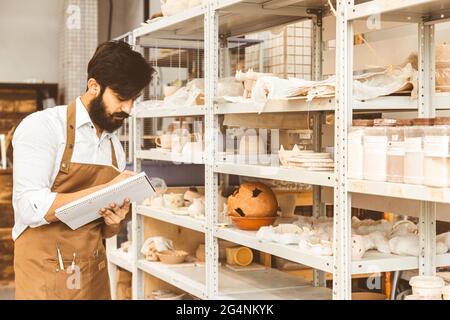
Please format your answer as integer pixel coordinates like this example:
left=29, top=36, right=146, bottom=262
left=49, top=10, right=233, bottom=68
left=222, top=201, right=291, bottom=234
left=0, top=228, right=14, bottom=282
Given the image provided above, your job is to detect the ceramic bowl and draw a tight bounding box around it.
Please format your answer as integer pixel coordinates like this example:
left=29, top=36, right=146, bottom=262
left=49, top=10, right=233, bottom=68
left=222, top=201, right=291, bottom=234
left=230, top=216, right=276, bottom=231
left=156, top=250, right=188, bottom=264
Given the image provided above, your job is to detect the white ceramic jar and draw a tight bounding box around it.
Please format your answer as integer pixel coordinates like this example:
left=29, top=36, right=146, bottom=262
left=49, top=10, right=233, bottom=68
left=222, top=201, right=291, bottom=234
left=363, top=127, right=388, bottom=181
left=404, top=122, right=429, bottom=185
left=423, top=117, right=450, bottom=187
left=349, top=120, right=373, bottom=180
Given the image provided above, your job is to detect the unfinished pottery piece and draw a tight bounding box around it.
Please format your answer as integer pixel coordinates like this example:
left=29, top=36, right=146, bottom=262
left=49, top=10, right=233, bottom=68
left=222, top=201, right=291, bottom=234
left=389, top=220, right=418, bottom=238
left=195, top=244, right=205, bottom=262
left=276, top=193, right=297, bottom=217
left=278, top=145, right=308, bottom=166
left=437, top=232, right=450, bottom=251
left=152, top=289, right=185, bottom=300
left=227, top=182, right=278, bottom=217
left=163, top=193, right=185, bottom=209
left=443, top=286, right=450, bottom=300
left=184, top=187, right=202, bottom=206
left=156, top=250, right=189, bottom=264
left=359, top=231, right=391, bottom=255
left=351, top=235, right=367, bottom=260
left=150, top=196, right=164, bottom=208
left=160, top=0, right=189, bottom=17
left=352, top=216, right=393, bottom=236
left=226, top=246, right=253, bottom=266
left=163, top=85, right=181, bottom=97
left=409, top=276, right=444, bottom=298
left=188, top=197, right=205, bottom=218
left=389, top=235, right=420, bottom=256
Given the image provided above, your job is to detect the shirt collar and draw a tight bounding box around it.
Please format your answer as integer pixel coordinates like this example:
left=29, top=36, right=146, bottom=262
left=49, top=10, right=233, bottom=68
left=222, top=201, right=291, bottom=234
left=75, top=97, right=113, bottom=139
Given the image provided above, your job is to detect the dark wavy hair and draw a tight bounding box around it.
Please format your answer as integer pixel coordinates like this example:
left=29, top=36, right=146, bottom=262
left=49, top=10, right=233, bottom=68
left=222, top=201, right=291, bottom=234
left=87, top=41, right=153, bottom=99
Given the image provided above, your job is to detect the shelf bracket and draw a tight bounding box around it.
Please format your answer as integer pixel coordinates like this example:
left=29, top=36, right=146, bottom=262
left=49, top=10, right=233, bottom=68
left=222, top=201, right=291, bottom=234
left=306, top=8, right=323, bottom=28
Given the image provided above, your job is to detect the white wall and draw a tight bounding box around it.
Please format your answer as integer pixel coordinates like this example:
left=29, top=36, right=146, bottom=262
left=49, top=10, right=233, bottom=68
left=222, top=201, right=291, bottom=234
left=0, top=0, right=63, bottom=83
left=98, top=0, right=144, bottom=43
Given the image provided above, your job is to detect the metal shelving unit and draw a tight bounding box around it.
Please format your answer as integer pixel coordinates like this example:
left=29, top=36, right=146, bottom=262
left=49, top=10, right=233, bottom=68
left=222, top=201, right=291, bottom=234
left=105, top=0, right=450, bottom=300
left=137, top=205, right=205, bottom=233
left=135, top=149, right=204, bottom=164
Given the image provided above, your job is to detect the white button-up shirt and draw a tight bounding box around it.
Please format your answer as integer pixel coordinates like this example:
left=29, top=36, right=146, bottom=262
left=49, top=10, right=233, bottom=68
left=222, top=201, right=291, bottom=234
left=12, top=97, right=126, bottom=240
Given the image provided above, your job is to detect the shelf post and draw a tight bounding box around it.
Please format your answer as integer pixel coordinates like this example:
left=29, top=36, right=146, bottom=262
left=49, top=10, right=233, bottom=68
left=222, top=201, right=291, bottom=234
left=333, top=0, right=354, bottom=300
left=131, top=203, right=145, bottom=300
left=311, top=9, right=323, bottom=82
left=205, top=0, right=220, bottom=299
left=418, top=22, right=437, bottom=276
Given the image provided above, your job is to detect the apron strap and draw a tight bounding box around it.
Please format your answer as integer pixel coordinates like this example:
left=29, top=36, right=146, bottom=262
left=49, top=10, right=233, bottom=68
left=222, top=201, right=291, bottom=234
left=110, top=139, right=118, bottom=168
left=59, top=101, right=77, bottom=174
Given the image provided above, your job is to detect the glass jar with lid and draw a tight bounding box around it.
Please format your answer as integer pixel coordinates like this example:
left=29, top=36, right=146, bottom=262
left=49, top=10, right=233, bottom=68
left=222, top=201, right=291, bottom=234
left=423, top=117, right=450, bottom=187
left=403, top=118, right=433, bottom=185
left=363, top=122, right=388, bottom=181
left=349, top=119, right=373, bottom=180
left=386, top=119, right=411, bottom=183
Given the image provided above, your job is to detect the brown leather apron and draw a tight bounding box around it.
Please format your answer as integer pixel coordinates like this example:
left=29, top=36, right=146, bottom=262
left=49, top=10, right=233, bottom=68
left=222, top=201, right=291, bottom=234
left=14, top=101, right=121, bottom=300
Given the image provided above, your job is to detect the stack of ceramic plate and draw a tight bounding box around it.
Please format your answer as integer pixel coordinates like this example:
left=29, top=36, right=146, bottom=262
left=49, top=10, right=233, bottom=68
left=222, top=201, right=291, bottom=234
left=285, top=152, right=334, bottom=171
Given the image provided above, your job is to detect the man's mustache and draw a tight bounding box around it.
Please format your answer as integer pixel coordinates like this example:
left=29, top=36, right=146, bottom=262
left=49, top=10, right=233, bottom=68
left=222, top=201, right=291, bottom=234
left=111, top=112, right=130, bottom=119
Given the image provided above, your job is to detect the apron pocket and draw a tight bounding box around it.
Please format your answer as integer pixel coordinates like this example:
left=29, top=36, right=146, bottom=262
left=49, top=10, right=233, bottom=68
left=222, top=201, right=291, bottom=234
left=43, top=258, right=90, bottom=300
left=88, top=254, right=111, bottom=300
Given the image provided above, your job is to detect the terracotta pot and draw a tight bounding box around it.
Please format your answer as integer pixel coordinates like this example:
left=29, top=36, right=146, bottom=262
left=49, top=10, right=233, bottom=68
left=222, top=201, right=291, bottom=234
left=230, top=216, right=276, bottom=231
left=227, top=182, right=278, bottom=218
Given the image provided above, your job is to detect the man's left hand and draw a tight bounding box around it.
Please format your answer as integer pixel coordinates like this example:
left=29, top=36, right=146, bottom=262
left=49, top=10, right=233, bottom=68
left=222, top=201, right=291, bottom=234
left=99, top=198, right=130, bottom=226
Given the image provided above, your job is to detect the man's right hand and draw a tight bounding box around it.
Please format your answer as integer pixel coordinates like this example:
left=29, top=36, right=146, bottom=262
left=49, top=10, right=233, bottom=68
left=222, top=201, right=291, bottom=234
left=107, top=170, right=137, bottom=186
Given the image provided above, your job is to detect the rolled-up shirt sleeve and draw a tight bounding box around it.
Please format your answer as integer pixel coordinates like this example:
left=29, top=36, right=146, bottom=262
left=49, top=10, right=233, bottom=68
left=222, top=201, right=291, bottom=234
left=12, top=113, right=58, bottom=228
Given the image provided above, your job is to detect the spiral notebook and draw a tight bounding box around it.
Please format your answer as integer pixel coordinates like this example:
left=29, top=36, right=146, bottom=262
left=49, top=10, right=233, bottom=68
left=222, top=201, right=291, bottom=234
left=55, top=172, right=155, bottom=230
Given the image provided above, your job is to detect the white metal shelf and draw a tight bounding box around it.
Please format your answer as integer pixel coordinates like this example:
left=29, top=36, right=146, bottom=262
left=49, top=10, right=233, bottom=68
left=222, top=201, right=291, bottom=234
left=215, top=94, right=450, bottom=115
left=138, top=260, right=207, bottom=299
left=133, top=94, right=450, bottom=118
left=134, top=5, right=206, bottom=40
left=138, top=259, right=332, bottom=299
left=214, top=162, right=335, bottom=187
left=216, top=226, right=450, bottom=275
left=137, top=205, right=205, bottom=233
left=216, top=226, right=333, bottom=273
left=135, top=0, right=317, bottom=42
left=136, top=149, right=204, bottom=164
left=348, top=0, right=450, bottom=22
left=107, top=248, right=133, bottom=273
left=135, top=104, right=205, bottom=118
left=349, top=179, right=450, bottom=204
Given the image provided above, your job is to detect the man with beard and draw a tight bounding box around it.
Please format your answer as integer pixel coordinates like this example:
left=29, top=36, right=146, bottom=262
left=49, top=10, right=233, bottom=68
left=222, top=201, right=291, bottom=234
left=12, top=41, right=153, bottom=299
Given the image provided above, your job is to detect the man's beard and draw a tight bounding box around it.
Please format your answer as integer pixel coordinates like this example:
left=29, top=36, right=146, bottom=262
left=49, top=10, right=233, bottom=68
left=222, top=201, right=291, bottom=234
left=88, top=92, right=129, bottom=133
